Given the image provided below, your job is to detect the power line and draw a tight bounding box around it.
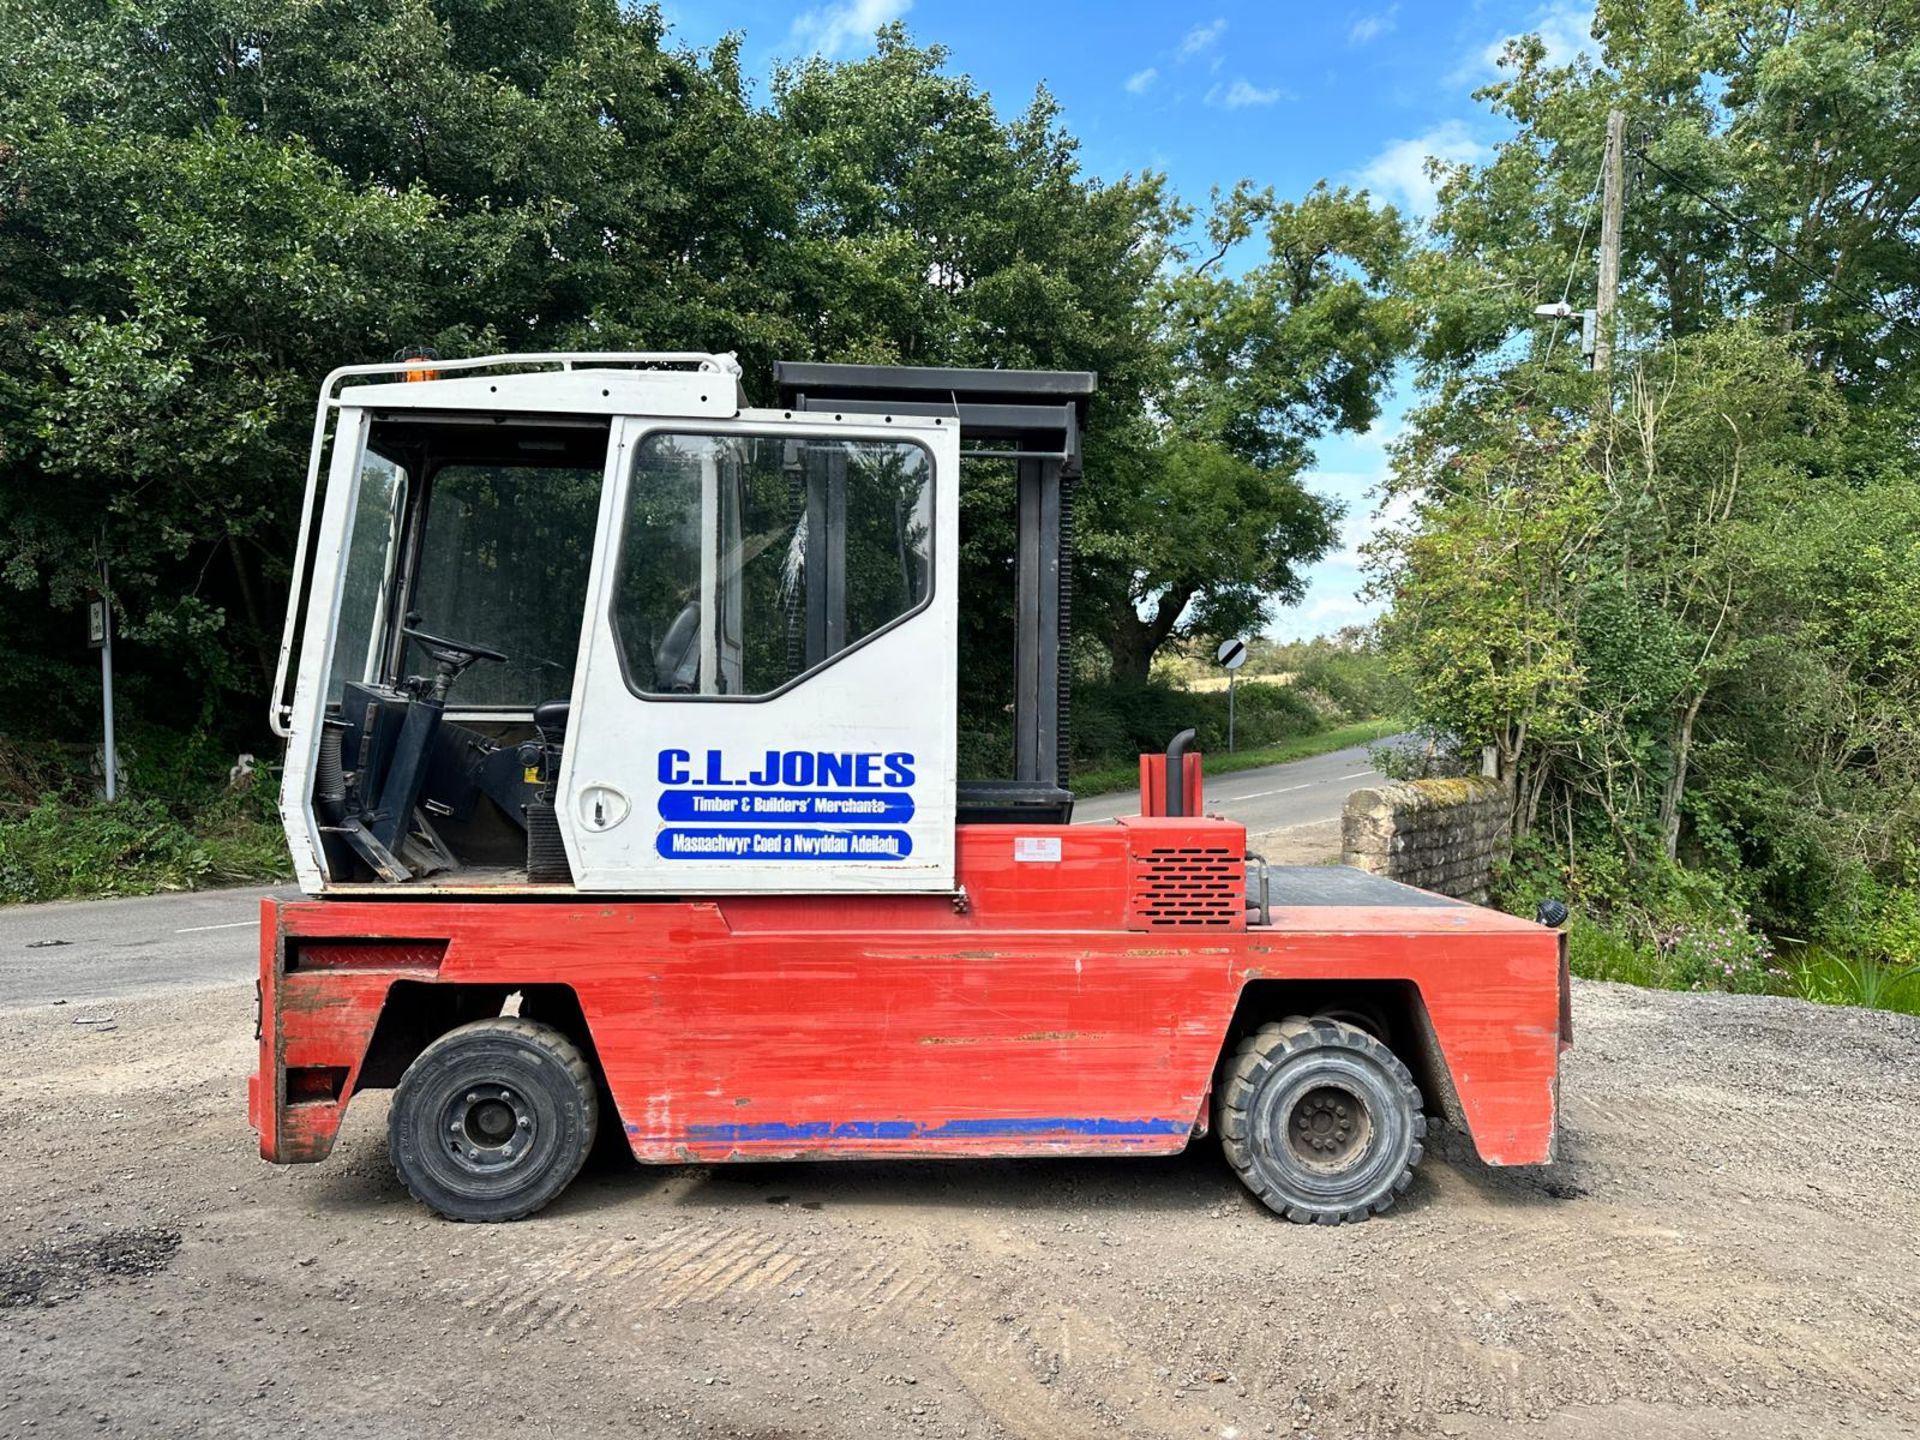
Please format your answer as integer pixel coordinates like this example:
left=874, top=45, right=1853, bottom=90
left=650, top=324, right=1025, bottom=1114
left=1630, top=145, right=1920, bottom=345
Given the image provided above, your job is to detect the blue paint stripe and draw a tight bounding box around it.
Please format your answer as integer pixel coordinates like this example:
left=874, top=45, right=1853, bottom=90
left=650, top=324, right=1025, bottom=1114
left=626, top=1116, right=1190, bottom=1144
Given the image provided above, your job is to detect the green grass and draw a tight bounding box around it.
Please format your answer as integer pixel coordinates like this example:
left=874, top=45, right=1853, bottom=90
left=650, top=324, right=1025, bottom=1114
left=1070, top=717, right=1403, bottom=800
left=1565, top=913, right=1666, bottom=988
left=1790, top=946, right=1920, bottom=1016
left=1563, top=914, right=1920, bottom=1018
left=0, top=796, right=291, bottom=905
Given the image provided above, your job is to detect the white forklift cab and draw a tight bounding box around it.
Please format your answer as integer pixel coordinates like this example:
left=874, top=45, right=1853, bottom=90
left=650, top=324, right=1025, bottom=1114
left=271, top=352, right=1092, bottom=898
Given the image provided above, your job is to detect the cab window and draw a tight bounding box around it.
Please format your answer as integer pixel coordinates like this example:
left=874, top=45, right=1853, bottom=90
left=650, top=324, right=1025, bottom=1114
left=611, top=433, right=933, bottom=698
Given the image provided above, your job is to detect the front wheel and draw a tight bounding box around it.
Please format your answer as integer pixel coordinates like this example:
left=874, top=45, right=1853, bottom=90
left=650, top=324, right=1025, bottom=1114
left=389, top=1017, right=598, bottom=1222
left=1215, top=1016, right=1426, bottom=1224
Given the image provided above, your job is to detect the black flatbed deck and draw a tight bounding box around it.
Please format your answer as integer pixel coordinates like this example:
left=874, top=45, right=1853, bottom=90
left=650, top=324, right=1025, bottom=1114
left=1261, top=865, right=1464, bottom=909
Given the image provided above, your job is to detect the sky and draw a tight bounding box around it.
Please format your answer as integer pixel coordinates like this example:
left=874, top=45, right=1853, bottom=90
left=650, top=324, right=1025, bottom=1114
left=659, top=0, right=1598, bottom=641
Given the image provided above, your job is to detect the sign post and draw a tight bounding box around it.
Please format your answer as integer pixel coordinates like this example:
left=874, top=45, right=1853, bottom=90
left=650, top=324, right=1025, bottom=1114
left=88, top=558, right=116, bottom=802
left=1216, top=637, right=1248, bottom=753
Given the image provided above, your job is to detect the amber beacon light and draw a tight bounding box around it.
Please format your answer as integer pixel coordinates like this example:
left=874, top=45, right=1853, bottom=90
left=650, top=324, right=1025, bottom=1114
left=394, top=345, right=439, bottom=383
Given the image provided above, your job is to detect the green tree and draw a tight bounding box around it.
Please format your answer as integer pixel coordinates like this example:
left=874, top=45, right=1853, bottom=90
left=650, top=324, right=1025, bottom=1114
left=1372, top=370, right=1600, bottom=830
left=0, top=0, right=783, bottom=747
left=762, top=28, right=1177, bottom=701
left=1097, top=184, right=1411, bottom=681
left=1418, top=0, right=1920, bottom=392
left=1380, top=0, right=1920, bottom=939
left=0, top=0, right=1407, bottom=810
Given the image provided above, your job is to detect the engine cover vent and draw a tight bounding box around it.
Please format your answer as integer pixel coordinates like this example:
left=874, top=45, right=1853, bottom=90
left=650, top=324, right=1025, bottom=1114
left=1128, top=843, right=1243, bottom=929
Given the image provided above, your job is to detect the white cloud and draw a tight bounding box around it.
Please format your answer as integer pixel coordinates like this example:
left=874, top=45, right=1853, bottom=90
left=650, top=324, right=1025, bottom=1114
left=1124, top=66, right=1159, bottom=95
left=1269, top=454, right=1412, bottom=640
left=1305, top=475, right=1383, bottom=570
left=1292, top=467, right=1407, bottom=572
left=1347, top=415, right=1407, bottom=461
left=1269, top=589, right=1380, bottom=641
left=1206, top=78, right=1288, bottom=109
left=1358, top=119, right=1487, bottom=216
left=1451, top=2, right=1596, bottom=84
left=1334, top=490, right=1415, bottom=569
left=1332, top=511, right=1377, bottom=571
left=1306, top=594, right=1377, bottom=627
left=1178, top=18, right=1227, bottom=59
left=787, top=0, right=911, bottom=59
left=1348, top=6, right=1398, bottom=45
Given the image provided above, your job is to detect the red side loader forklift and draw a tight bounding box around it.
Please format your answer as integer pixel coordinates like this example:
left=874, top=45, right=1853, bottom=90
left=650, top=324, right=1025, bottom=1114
left=249, top=351, right=1570, bottom=1224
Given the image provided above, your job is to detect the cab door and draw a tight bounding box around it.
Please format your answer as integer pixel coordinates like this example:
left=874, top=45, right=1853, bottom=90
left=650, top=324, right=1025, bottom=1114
left=557, top=415, right=959, bottom=893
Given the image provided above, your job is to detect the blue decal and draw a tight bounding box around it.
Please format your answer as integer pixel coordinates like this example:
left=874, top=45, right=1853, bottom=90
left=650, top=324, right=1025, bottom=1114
left=655, top=827, right=914, bottom=861
left=626, top=1116, right=1190, bottom=1144
left=654, top=748, right=920, bottom=860
left=658, top=789, right=915, bottom=824
left=653, top=747, right=921, bottom=861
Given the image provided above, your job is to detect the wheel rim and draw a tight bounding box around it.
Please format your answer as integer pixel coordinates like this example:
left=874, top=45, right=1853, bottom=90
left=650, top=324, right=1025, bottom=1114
left=1283, top=1083, right=1373, bottom=1172
left=440, top=1083, right=537, bottom=1176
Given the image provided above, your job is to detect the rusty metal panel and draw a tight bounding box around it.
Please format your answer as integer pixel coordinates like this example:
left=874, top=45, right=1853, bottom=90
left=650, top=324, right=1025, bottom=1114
left=291, top=940, right=447, bottom=970
left=255, top=918, right=447, bottom=1164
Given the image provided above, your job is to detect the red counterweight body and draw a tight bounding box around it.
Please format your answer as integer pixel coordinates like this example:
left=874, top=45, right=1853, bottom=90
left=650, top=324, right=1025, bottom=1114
left=251, top=817, right=1569, bottom=1172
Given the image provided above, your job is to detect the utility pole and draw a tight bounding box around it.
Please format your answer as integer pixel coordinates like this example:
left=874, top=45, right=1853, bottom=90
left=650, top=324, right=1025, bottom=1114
left=88, top=540, right=117, bottom=801
left=1594, top=108, right=1626, bottom=376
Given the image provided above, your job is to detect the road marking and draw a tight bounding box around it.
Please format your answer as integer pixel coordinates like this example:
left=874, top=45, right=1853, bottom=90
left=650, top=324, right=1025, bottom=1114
left=1074, top=757, right=1386, bottom=822
left=173, top=920, right=255, bottom=934
left=1220, top=782, right=1314, bottom=801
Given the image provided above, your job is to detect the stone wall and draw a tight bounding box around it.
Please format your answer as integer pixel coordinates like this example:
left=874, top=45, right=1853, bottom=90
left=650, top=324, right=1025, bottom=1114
left=1340, top=777, right=1511, bottom=903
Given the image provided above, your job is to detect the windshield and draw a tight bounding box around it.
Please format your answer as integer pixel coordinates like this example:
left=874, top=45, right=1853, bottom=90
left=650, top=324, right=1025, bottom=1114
left=409, top=462, right=604, bottom=707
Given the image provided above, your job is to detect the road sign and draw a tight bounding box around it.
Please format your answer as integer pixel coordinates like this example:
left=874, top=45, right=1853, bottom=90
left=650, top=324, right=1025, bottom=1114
left=1216, top=638, right=1249, bottom=752
left=86, top=597, right=109, bottom=649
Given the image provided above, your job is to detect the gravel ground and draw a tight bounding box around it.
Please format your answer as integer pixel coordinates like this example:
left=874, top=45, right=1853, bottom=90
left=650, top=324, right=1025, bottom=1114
left=1244, top=818, right=1342, bottom=866
left=1, top=978, right=1917, bottom=1439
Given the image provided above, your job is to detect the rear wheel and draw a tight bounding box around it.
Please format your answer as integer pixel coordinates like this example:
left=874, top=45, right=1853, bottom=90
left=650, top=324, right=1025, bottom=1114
left=1215, top=1016, right=1425, bottom=1224
left=389, top=1017, right=598, bottom=1222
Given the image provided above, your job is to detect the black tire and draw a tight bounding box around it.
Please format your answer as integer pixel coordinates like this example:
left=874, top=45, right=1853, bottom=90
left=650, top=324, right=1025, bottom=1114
left=1215, top=1016, right=1426, bottom=1224
left=1315, top=1001, right=1391, bottom=1043
left=389, top=1017, right=598, bottom=1222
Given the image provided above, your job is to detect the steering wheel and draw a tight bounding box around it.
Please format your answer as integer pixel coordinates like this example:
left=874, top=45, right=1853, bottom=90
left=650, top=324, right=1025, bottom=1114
left=402, top=627, right=509, bottom=668
left=401, top=627, right=509, bottom=702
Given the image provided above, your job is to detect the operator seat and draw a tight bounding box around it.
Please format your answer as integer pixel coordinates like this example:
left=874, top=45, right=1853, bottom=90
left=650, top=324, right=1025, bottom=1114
left=653, top=602, right=701, bottom=692
left=532, top=699, right=570, bottom=740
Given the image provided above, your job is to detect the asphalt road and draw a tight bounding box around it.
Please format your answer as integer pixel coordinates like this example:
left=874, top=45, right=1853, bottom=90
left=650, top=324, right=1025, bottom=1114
left=1073, top=735, right=1402, bottom=830
left=0, top=883, right=296, bottom=1009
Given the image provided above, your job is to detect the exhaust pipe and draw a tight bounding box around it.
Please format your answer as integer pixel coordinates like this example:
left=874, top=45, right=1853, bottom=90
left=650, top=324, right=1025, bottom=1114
left=1164, top=728, right=1195, bottom=817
